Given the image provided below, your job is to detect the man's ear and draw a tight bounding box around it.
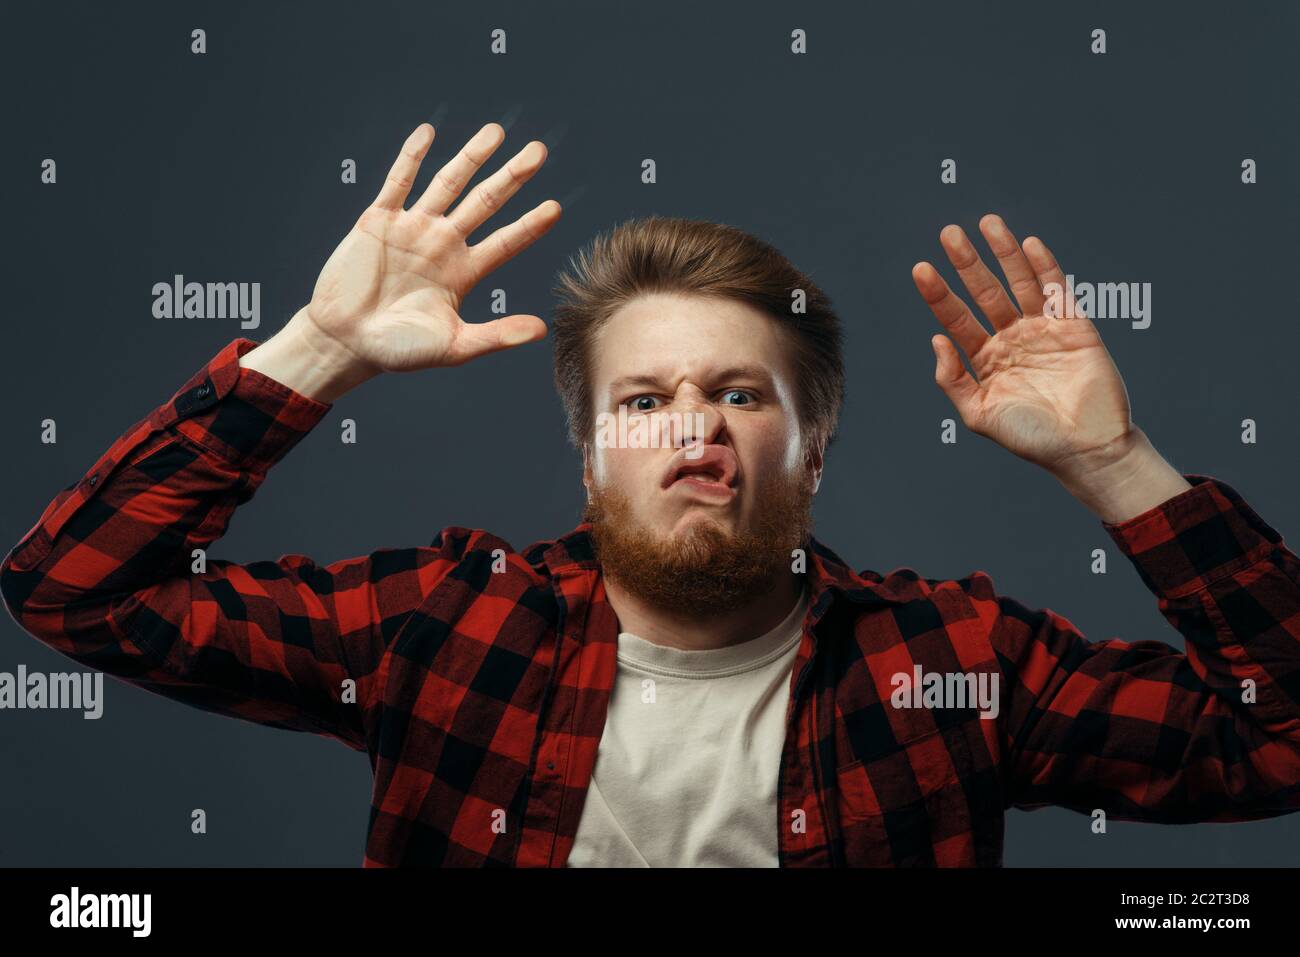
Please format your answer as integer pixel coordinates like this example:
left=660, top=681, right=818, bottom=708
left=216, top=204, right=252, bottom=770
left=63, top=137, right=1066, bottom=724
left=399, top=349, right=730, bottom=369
left=807, top=438, right=825, bottom=494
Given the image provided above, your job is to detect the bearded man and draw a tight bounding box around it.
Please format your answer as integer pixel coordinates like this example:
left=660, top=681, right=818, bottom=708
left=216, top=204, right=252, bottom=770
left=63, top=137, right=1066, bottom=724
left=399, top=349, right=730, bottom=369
left=5, top=122, right=1299, bottom=867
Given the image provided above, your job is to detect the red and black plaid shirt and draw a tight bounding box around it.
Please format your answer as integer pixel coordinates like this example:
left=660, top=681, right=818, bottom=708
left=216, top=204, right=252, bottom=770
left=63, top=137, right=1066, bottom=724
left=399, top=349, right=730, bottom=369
left=4, top=337, right=1300, bottom=866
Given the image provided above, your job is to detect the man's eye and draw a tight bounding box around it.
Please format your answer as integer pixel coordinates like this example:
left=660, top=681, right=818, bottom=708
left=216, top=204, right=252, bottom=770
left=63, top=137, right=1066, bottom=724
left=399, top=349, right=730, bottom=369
left=629, top=395, right=660, bottom=412
left=720, top=389, right=754, bottom=406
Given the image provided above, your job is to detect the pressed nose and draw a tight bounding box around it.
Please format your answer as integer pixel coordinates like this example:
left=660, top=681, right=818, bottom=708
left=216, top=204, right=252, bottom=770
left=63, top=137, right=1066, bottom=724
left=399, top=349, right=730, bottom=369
left=666, top=392, right=726, bottom=448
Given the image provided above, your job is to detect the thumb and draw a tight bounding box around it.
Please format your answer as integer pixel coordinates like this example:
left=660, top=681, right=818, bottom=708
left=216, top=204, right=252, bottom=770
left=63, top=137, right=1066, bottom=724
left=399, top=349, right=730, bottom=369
left=931, top=335, right=980, bottom=424
left=446, top=314, right=548, bottom=365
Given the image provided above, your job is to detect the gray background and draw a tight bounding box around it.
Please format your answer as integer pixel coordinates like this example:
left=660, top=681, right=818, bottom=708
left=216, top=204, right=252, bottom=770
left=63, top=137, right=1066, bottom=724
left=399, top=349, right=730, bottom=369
left=1, top=0, right=1297, bottom=865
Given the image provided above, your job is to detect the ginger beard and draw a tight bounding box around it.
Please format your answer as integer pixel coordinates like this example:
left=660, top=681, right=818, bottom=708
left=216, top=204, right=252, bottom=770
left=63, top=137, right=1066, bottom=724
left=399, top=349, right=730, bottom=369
left=583, top=464, right=815, bottom=616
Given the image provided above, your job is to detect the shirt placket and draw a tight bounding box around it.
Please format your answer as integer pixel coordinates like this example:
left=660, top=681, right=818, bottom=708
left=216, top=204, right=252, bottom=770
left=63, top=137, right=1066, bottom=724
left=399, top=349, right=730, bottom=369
left=514, top=622, right=578, bottom=867
left=515, top=564, right=617, bottom=867
left=778, top=615, right=834, bottom=867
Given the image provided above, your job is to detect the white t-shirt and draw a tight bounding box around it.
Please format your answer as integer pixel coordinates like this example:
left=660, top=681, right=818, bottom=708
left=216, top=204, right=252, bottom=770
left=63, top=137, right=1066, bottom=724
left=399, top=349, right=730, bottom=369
left=567, top=587, right=809, bottom=867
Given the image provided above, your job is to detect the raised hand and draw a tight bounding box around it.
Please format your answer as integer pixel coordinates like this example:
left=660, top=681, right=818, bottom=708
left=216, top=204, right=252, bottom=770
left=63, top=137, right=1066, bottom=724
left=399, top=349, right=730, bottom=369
left=911, top=214, right=1134, bottom=476
left=304, top=122, right=562, bottom=374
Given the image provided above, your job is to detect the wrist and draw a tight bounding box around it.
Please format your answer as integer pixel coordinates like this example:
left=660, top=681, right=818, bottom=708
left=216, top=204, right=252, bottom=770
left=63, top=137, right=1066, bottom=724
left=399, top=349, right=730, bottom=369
left=239, top=308, right=378, bottom=404
left=1051, top=428, right=1192, bottom=524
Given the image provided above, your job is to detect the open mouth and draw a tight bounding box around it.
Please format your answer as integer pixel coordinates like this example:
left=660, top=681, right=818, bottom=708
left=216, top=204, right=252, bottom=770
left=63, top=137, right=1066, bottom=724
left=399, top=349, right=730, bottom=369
left=662, top=445, right=739, bottom=498
left=671, top=474, right=734, bottom=496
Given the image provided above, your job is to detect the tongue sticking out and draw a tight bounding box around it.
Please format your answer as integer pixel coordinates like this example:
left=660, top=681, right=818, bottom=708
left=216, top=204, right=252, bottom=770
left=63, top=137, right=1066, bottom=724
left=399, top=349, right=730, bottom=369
left=674, top=464, right=725, bottom=484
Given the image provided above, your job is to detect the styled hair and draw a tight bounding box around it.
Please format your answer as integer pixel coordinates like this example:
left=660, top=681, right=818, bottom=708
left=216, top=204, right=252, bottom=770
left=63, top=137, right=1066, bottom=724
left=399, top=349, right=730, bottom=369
left=550, top=215, right=845, bottom=458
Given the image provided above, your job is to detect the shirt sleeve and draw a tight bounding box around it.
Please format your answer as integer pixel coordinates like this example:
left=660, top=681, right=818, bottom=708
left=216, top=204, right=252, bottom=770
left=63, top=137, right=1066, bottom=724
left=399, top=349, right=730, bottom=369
left=986, top=473, right=1300, bottom=823
left=0, top=338, right=440, bottom=751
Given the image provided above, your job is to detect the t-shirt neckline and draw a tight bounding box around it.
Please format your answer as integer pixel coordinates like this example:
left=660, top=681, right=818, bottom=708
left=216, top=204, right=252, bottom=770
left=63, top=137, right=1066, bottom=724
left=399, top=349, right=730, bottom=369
left=615, top=586, right=809, bottom=679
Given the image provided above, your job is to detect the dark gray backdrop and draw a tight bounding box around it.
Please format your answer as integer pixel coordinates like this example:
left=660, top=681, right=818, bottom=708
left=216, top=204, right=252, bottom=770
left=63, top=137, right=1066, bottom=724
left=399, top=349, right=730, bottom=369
left=2, top=0, right=1297, bottom=865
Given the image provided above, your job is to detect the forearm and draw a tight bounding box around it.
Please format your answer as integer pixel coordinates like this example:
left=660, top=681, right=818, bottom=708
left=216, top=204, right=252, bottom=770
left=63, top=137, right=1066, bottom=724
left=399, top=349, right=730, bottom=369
left=0, top=338, right=398, bottom=748
left=998, top=473, right=1300, bottom=821
left=1051, top=427, right=1192, bottom=524
left=240, top=307, right=380, bottom=404
left=1, top=339, right=331, bottom=642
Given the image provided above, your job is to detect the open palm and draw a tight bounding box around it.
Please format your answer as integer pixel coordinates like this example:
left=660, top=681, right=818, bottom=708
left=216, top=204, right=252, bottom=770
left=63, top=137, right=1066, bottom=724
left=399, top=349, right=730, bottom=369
left=305, top=122, right=561, bottom=373
left=911, top=215, right=1133, bottom=473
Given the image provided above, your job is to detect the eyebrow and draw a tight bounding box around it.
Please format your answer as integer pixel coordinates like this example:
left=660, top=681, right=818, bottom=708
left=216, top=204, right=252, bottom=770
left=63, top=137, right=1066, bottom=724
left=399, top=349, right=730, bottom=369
left=607, top=365, right=775, bottom=395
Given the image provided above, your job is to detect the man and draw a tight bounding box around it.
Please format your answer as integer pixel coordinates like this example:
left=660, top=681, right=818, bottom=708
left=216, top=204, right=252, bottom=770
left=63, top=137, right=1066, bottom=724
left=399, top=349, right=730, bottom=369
left=3, top=122, right=1299, bottom=867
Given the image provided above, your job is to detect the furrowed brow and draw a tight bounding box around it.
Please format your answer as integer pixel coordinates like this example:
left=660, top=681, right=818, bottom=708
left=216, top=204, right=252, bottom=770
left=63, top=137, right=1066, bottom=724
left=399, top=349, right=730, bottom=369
left=607, top=365, right=774, bottom=395
left=607, top=373, right=667, bottom=393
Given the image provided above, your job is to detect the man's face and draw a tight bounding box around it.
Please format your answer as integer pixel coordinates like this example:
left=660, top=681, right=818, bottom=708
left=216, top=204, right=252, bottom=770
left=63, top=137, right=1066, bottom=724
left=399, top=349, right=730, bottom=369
left=581, top=291, right=823, bottom=612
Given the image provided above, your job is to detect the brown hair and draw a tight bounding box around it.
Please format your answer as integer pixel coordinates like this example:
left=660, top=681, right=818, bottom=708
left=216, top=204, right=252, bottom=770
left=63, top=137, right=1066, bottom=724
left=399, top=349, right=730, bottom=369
left=550, top=215, right=845, bottom=458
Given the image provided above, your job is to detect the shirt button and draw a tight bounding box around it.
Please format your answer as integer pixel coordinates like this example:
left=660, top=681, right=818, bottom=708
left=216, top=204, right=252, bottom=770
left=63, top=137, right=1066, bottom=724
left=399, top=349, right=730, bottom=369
left=195, top=384, right=211, bottom=398
left=546, top=761, right=555, bottom=770
left=88, top=474, right=98, bottom=487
